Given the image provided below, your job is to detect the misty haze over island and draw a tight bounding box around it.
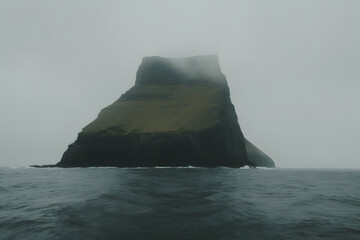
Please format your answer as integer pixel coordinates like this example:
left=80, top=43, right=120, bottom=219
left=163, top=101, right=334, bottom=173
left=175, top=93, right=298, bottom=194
left=0, top=0, right=359, bottom=168
left=53, top=55, right=275, bottom=168
left=1, top=2, right=359, bottom=240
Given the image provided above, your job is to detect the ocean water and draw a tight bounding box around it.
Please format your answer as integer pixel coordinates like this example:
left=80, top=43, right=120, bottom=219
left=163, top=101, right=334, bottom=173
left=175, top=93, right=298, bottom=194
left=0, top=167, right=359, bottom=240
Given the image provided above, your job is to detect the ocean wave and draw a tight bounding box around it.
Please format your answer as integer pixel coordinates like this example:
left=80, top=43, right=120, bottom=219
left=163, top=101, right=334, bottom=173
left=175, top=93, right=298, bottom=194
left=1, top=167, right=359, bottom=240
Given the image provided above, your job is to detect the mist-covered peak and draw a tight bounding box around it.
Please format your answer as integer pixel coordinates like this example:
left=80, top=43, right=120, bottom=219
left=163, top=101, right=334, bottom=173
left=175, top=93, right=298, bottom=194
left=135, top=55, right=226, bottom=85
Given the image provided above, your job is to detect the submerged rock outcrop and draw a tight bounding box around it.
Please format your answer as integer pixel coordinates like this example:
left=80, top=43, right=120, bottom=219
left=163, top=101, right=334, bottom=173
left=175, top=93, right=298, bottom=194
left=56, top=55, right=274, bottom=168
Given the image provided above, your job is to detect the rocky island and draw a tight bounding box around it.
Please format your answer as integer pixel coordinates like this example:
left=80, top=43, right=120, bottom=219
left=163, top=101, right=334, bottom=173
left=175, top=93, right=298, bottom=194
left=54, top=55, right=275, bottom=168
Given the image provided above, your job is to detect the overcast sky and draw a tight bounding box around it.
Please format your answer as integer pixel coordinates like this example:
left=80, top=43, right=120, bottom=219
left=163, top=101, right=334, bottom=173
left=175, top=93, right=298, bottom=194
left=0, top=0, right=359, bottom=168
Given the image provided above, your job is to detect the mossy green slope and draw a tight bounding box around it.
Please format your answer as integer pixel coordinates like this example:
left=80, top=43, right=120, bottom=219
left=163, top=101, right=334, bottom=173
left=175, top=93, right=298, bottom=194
left=82, top=83, right=222, bottom=135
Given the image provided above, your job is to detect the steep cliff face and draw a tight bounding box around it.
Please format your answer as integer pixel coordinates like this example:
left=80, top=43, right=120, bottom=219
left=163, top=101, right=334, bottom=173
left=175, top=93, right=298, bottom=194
left=57, top=55, right=273, bottom=168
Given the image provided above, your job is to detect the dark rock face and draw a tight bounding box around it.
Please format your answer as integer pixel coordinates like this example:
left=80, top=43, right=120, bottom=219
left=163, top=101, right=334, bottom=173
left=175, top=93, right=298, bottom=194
left=245, top=139, right=275, bottom=168
left=56, top=55, right=274, bottom=168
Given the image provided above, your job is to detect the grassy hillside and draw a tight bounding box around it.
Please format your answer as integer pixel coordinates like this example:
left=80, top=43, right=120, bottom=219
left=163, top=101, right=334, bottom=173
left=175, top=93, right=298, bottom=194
left=82, top=82, right=225, bottom=135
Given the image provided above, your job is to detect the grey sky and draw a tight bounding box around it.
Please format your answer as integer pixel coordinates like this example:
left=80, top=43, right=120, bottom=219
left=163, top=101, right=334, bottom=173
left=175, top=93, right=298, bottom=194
left=0, top=0, right=359, bottom=168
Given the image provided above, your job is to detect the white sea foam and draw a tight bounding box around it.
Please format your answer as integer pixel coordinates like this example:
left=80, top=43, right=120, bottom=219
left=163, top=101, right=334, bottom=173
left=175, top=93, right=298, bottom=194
left=240, top=165, right=252, bottom=170
left=88, top=167, right=118, bottom=169
left=154, top=166, right=204, bottom=169
left=256, top=167, right=279, bottom=170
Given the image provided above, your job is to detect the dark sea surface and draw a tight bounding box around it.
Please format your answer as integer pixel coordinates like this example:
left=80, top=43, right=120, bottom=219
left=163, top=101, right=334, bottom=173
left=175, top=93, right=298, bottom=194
left=0, top=167, right=359, bottom=240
